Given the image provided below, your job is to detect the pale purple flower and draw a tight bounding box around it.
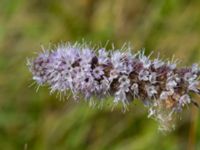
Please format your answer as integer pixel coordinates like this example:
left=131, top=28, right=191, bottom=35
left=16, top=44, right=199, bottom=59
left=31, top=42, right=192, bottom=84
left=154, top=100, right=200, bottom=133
left=111, top=51, right=123, bottom=70
left=98, top=48, right=109, bottom=64
left=131, top=83, right=139, bottom=96
left=191, top=64, right=199, bottom=73
left=28, top=42, right=200, bottom=132
left=146, top=85, right=157, bottom=98
left=149, top=72, right=157, bottom=84
left=138, top=70, right=150, bottom=81
left=167, top=61, right=177, bottom=70
left=188, top=81, right=199, bottom=93
left=166, top=80, right=177, bottom=90
left=109, top=69, right=119, bottom=81
left=179, top=94, right=191, bottom=107
left=114, top=89, right=127, bottom=105
left=93, top=66, right=104, bottom=79
left=184, top=72, right=197, bottom=82
left=81, top=48, right=94, bottom=63
left=118, top=75, right=130, bottom=92
left=153, top=59, right=164, bottom=69
left=139, top=51, right=151, bottom=69
left=98, top=77, right=110, bottom=94
left=27, top=51, right=51, bottom=85
left=160, top=91, right=170, bottom=100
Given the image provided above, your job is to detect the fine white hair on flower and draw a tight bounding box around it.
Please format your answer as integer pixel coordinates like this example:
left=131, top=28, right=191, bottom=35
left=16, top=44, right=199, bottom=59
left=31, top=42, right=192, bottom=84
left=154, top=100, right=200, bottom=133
left=27, top=42, right=200, bottom=132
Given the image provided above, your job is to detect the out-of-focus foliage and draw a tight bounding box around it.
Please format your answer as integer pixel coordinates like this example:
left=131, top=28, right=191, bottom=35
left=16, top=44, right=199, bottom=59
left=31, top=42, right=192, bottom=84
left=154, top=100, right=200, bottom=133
left=0, top=0, right=200, bottom=149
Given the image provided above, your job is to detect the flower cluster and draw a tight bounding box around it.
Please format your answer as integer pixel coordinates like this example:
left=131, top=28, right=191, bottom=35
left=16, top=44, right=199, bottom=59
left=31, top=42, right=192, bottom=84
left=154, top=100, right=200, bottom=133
left=27, top=43, right=200, bottom=131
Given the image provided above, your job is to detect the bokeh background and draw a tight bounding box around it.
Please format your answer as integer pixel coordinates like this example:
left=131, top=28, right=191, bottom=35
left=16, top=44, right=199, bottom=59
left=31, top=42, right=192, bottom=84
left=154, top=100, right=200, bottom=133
left=1, top=0, right=200, bottom=149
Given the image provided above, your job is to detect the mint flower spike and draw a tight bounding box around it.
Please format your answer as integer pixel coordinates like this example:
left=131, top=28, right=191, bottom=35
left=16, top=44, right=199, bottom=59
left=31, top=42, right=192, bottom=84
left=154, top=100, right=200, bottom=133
left=27, top=43, right=200, bottom=131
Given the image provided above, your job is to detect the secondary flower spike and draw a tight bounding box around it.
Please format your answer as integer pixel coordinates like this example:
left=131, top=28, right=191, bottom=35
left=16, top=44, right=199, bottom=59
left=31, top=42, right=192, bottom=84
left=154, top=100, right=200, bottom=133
left=27, top=43, right=200, bottom=131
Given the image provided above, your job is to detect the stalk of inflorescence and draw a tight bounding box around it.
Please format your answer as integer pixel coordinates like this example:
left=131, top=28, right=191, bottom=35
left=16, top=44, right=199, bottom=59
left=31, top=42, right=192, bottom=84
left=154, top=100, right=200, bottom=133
left=27, top=42, right=200, bottom=131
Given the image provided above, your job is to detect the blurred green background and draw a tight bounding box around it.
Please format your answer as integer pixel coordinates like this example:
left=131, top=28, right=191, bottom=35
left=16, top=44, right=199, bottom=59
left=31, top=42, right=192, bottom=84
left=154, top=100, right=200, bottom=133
left=0, top=0, right=200, bottom=149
